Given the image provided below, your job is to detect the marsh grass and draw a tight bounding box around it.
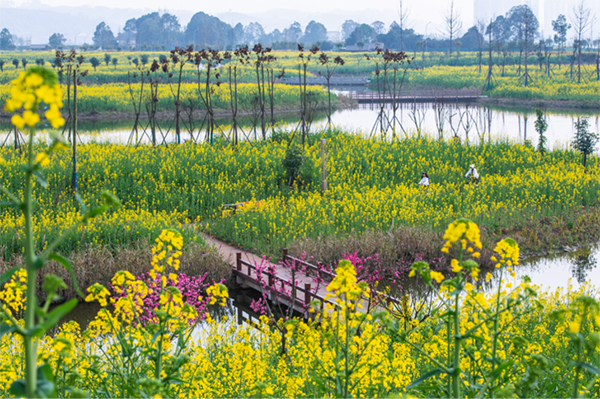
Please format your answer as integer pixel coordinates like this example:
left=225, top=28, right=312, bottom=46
left=0, top=238, right=230, bottom=302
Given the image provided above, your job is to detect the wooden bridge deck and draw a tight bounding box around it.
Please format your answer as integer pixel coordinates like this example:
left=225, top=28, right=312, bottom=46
left=200, top=233, right=337, bottom=313
left=201, top=233, right=400, bottom=316
left=348, top=89, right=484, bottom=103
left=280, top=76, right=370, bottom=86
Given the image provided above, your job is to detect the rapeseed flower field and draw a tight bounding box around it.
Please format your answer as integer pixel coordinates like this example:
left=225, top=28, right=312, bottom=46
left=1, top=66, right=600, bottom=398
left=1, top=221, right=600, bottom=398
left=0, top=131, right=598, bottom=260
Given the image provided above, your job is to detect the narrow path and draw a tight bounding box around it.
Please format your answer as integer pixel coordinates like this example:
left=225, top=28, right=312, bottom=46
left=199, top=232, right=268, bottom=269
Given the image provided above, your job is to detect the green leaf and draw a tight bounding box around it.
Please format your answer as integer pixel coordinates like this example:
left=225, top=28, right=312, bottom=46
left=75, top=193, right=87, bottom=215
left=580, top=362, right=600, bottom=375
left=0, top=323, right=16, bottom=338
left=85, top=204, right=109, bottom=220
left=464, top=333, right=486, bottom=342
left=407, top=368, right=445, bottom=390
left=36, top=363, right=57, bottom=398
left=100, top=190, right=122, bottom=208
left=10, top=379, right=26, bottom=396
left=33, top=170, right=49, bottom=188
left=0, top=266, right=20, bottom=286
left=33, top=255, right=45, bottom=271
left=41, top=299, right=78, bottom=331
left=490, top=359, right=515, bottom=379
left=28, top=325, right=46, bottom=338
left=48, top=253, right=84, bottom=298
left=0, top=201, right=17, bottom=209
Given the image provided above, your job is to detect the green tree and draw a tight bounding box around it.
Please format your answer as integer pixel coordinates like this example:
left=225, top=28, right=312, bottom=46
left=301, top=20, right=327, bottom=45
left=282, top=146, right=306, bottom=186
left=92, top=22, right=116, bottom=48
left=185, top=11, right=234, bottom=48
left=341, top=20, right=358, bottom=41
left=35, top=58, right=45, bottom=66
left=552, top=14, right=570, bottom=68
left=48, top=33, right=66, bottom=49
left=140, top=54, right=149, bottom=65
left=12, top=58, right=19, bottom=69
left=21, top=58, right=28, bottom=69
left=345, top=24, right=375, bottom=46
left=0, top=59, right=5, bottom=71
left=573, top=117, right=599, bottom=170
left=103, top=53, right=111, bottom=66
left=89, top=56, right=100, bottom=71
left=112, top=57, right=118, bottom=69
left=0, top=28, right=16, bottom=50
left=126, top=12, right=181, bottom=49
left=534, top=109, right=548, bottom=155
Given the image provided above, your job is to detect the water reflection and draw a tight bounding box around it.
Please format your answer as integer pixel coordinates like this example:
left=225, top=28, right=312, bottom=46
left=53, top=243, right=600, bottom=331
left=57, top=286, right=280, bottom=331
left=514, top=245, right=600, bottom=290
left=1, top=103, right=598, bottom=148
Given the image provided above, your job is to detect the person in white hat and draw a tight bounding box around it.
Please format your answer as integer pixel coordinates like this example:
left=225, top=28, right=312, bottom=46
left=465, top=164, right=480, bottom=184
left=418, top=171, right=430, bottom=188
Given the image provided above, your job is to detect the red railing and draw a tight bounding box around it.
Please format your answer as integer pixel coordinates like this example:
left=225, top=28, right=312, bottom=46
left=233, top=249, right=403, bottom=311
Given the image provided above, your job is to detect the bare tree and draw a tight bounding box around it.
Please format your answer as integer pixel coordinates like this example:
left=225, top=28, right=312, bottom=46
left=571, top=1, right=594, bottom=83
left=397, top=0, right=411, bottom=51
left=476, top=19, right=487, bottom=73
left=521, top=5, right=539, bottom=87
left=443, top=0, right=462, bottom=56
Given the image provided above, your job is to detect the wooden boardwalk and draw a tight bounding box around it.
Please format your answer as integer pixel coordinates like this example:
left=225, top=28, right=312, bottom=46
left=280, top=76, right=370, bottom=86
left=200, top=233, right=402, bottom=318
left=349, top=89, right=483, bottom=103
left=200, top=233, right=336, bottom=313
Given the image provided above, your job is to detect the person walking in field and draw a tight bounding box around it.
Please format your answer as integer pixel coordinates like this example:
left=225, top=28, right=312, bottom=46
left=465, top=164, right=480, bottom=185
left=418, top=171, right=430, bottom=188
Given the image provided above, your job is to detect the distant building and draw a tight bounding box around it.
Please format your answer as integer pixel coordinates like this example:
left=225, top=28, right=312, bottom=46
left=116, top=31, right=136, bottom=49
left=29, top=44, right=49, bottom=51
left=345, top=43, right=379, bottom=52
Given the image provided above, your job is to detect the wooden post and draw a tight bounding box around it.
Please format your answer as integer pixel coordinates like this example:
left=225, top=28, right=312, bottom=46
left=304, top=283, right=311, bottom=305
left=236, top=253, right=242, bottom=271
left=282, top=248, right=288, bottom=263
left=320, top=139, right=327, bottom=192
left=268, top=272, right=273, bottom=288
left=72, top=69, right=77, bottom=193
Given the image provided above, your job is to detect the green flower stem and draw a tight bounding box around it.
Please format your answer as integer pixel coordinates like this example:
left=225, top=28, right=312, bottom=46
left=24, top=128, right=38, bottom=398
left=452, top=289, right=461, bottom=398
left=490, top=266, right=505, bottom=398
left=156, top=319, right=164, bottom=381
left=452, top=246, right=464, bottom=399
left=573, top=334, right=582, bottom=399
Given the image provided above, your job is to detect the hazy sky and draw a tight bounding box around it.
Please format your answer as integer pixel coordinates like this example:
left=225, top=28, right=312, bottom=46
left=7, top=0, right=475, bottom=27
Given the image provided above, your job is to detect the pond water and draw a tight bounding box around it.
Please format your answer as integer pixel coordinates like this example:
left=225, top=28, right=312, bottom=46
left=514, top=245, right=600, bottom=291
left=1, top=102, right=598, bottom=148
left=61, top=245, right=600, bottom=329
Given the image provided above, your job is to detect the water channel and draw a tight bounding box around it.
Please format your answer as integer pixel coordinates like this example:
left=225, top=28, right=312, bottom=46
left=1, top=101, right=599, bottom=148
